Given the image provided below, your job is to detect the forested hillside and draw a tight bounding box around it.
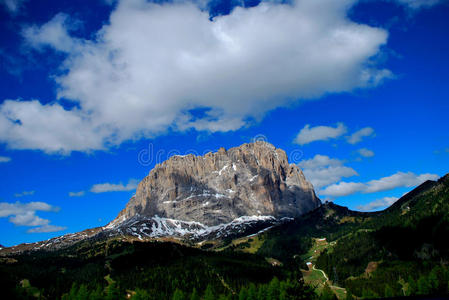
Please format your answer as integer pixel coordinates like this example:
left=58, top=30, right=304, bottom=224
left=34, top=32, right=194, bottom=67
left=1, top=174, right=448, bottom=299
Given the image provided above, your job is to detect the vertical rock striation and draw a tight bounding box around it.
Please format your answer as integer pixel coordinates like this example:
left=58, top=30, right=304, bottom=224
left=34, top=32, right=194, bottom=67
left=114, top=141, right=320, bottom=226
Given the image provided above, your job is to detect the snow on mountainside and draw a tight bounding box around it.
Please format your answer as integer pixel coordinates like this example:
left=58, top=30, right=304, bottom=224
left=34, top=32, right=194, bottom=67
left=116, top=141, right=320, bottom=226
left=0, top=215, right=290, bottom=255
left=0, top=142, right=319, bottom=255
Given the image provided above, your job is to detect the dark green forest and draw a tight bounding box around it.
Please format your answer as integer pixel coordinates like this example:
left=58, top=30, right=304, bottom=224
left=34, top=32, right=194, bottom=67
left=1, top=174, right=448, bottom=299
left=0, top=240, right=318, bottom=299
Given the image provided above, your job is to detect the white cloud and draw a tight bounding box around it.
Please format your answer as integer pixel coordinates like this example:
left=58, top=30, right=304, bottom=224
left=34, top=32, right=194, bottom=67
left=68, top=191, right=85, bottom=197
left=358, top=148, right=375, bottom=157
left=320, top=181, right=366, bottom=197
left=14, top=190, right=35, bottom=197
left=0, top=201, right=65, bottom=233
left=0, top=100, right=105, bottom=153
left=320, top=171, right=439, bottom=197
left=298, top=154, right=358, bottom=188
left=0, top=0, right=390, bottom=153
left=294, top=123, right=347, bottom=145
left=394, top=0, right=443, bottom=9
left=357, top=196, right=399, bottom=211
left=347, top=127, right=375, bottom=144
left=22, top=13, right=79, bottom=53
left=0, top=0, right=27, bottom=14
left=364, top=171, right=438, bottom=193
left=9, top=211, right=48, bottom=226
left=27, top=224, right=67, bottom=233
left=90, top=178, right=139, bottom=193
left=0, top=156, right=11, bottom=162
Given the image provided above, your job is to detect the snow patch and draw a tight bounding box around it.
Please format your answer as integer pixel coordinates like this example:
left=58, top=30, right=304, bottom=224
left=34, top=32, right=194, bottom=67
left=218, top=165, right=229, bottom=176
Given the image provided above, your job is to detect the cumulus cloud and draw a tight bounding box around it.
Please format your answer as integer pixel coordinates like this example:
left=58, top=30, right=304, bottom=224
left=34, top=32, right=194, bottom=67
left=320, top=171, right=439, bottom=197
left=68, top=191, right=85, bottom=197
left=294, top=123, right=347, bottom=145
left=90, top=178, right=139, bottom=193
left=364, top=171, right=438, bottom=193
left=320, top=181, right=366, bottom=197
left=0, top=100, right=105, bottom=153
left=0, top=0, right=391, bottom=153
left=0, top=0, right=27, bottom=14
left=357, top=196, right=399, bottom=211
left=14, top=190, right=35, bottom=197
left=347, top=127, right=375, bottom=144
left=0, top=156, right=11, bottom=162
left=358, top=148, right=375, bottom=157
left=0, top=201, right=65, bottom=233
left=298, top=154, right=358, bottom=188
left=22, top=13, right=80, bottom=53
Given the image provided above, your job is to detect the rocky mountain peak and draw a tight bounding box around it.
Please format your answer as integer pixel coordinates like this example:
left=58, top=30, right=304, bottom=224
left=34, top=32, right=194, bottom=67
left=113, top=141, right=320, bottom=226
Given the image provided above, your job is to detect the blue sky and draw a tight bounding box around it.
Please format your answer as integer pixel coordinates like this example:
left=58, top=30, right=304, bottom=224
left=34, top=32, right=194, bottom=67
left=0, top=0, right=448, bottom=246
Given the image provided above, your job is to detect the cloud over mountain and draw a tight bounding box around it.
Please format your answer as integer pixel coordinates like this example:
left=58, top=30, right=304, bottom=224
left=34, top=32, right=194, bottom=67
left=298, top=154, right=358, bottom=188
left=357, top=196, right=399, bottom=211
left=320, top=171, right=439, bottom=197
left=90, top=179, right=139, bottom=193
left=294, top=123, right=348, bottom=145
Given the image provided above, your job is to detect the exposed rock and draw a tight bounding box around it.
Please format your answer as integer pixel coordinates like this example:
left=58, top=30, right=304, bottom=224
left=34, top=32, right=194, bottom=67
left=0, top=142, right=320, bottom=255
left=114, top=141, right=320, bottom=226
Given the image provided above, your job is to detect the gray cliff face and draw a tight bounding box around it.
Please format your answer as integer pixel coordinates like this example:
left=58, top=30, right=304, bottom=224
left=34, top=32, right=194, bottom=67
left=115, top=142, right=320, bottom=226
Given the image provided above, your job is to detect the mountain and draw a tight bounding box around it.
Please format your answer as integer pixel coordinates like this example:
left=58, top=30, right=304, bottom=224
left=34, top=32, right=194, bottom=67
left=255, top=173, right=449, bottom=298
left=0, top=154, right=448, bottom=299
left=114, top=141, right=319, bottom=226
left=0, top=142, right=320, bottom=254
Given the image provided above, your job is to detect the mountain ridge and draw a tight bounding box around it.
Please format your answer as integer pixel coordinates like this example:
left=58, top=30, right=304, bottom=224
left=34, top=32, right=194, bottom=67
left=0, top=141, right=320, bottom=254
left=114, top=141, right=320, bottom=226
left=1, top=170, right=448, bottom=299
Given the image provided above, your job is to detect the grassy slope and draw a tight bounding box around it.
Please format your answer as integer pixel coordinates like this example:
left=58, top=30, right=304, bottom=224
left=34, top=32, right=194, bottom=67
left=256, top=174, right=449, bottom=298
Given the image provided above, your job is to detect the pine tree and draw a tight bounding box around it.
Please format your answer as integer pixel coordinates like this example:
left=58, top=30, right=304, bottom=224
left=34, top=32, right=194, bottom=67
left=105, top=281, right=120, bottom=300
left=77, top=284, right=89, bottom=300
left=68, top=283, right=78, bottom=300
left=384, top=284, right=394, bottom=298
left=172, top=288, right=185, bottom=300
left=407, top=276, right=417, bottom=296
left=247, top=283, right=257, bottom=300
left=90, top=285, right=104, bottom=300
left=268, top=277, right=280, bottom=300
left=257, top=284, right=268, bottom=300
left=417, top=276, right=431, bottom=295
left=190, top=288, right=200, bottom=300
left=239, top=287, right=248, bottom=300
left=203, top=284, right=214, bottom=300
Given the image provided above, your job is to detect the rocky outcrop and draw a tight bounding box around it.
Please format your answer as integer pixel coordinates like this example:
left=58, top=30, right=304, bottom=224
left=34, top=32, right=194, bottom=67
left=113, top=141, right=320, bottom=226
left=0, top=142, right=321, bottom=256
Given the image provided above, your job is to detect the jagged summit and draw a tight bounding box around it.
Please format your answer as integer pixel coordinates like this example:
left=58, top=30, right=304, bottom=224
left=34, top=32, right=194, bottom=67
left=1, top=142, right=320, bottom=254
left=112, top=141, right=320, bottom=227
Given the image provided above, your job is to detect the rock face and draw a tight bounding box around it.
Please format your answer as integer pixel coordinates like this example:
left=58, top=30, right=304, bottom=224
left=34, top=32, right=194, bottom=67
left=0, top=142, right=320, bottom=256
left=114, top=142, right=320, bottom=226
